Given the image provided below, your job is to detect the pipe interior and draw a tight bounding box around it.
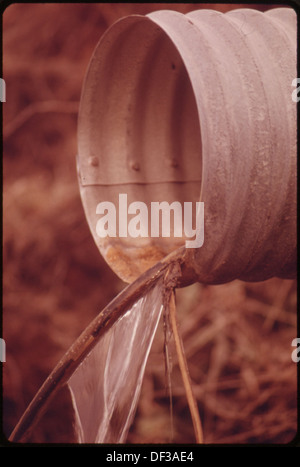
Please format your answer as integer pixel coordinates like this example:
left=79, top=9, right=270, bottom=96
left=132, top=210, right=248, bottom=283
left=77, top=17, right=205, bottom=281
left=81, top=17, right=202, bottom=244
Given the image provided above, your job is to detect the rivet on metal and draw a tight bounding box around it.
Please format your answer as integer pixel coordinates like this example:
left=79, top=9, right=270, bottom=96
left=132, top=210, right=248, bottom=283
left=170, top=159, right=179, bottom=168
left=130, top=161, right=140, bottom=171
left=88, top=156, right=99, bottom=167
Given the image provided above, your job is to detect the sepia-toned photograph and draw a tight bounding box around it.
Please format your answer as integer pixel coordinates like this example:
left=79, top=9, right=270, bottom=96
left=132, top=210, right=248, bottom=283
left=2, top=3, right=297, bottom=446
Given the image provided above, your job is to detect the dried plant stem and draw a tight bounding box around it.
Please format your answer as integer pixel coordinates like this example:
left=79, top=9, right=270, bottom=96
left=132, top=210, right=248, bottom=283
left=168, top=290, right=203, bottom=444
left=163, top=309, right=174, bottom=442
left=3, top=100, right=79, bottom=139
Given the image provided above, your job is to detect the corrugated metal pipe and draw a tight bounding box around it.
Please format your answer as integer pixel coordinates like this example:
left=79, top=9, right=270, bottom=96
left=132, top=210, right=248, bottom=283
left=77, top=7, right=297, bottom=285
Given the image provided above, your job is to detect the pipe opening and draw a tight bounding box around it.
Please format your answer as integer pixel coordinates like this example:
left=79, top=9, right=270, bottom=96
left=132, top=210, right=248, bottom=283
left=78, top=16, right=203, bottom=282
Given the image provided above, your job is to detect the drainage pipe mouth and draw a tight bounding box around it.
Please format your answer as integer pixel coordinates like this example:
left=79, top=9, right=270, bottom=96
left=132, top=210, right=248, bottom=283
left=77, top=7, right=297, bottom=285
left=77, top=13, right=203, bottom=283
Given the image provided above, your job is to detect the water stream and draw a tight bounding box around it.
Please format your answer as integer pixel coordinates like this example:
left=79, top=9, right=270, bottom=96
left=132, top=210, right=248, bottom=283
left=67, top=279, right=165, bottom=443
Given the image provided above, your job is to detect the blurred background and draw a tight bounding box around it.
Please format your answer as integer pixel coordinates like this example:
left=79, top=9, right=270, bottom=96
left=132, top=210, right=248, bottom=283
left=3, top=3, right=297, bottom=444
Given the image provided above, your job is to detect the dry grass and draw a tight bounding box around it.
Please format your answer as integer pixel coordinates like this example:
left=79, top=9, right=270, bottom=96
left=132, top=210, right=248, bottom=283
left=2, top=3, right=297, bottom=445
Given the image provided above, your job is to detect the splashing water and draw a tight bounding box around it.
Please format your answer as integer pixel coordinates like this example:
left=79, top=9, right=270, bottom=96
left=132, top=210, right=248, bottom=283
left=67, top=279, right=164, bottom=443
